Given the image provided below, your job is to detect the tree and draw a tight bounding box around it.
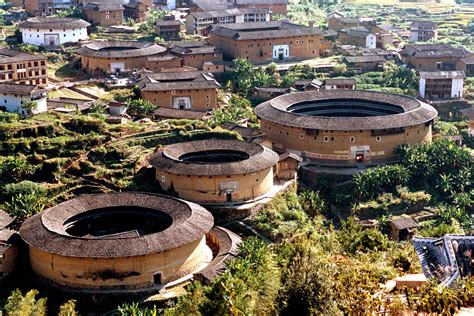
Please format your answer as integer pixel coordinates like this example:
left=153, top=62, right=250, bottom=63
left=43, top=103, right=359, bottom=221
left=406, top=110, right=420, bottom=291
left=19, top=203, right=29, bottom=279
left=21, top=100, right=38, bottom=116
left=126, top=98, right=157, bottom=118
left=383, top=62, right=418, bottom=94
left=138, top=9, right=168, bottom=34
left=333, top=63, right=347, bottom=76
left=58, top=300, right=78, bottom=316
left=5, top=191, right=47, bottom=223
left=5, top=289, right=47, bottom=316
left=209, top=95, right=257, bottom=126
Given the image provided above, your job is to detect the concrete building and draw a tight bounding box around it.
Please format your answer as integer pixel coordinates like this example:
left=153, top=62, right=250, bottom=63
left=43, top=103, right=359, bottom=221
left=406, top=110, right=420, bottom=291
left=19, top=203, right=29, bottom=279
left=20, top=192, right=241, bottom=292
left=255, top=90, right=438, bottom=165
left=210, top=21, right=326, bottom=63
left=82, top=2, right=124, bottom=27
left=0, top=83, right=47, bottom=116
left=186, top=8, right=270, bottom=36
left=168, top=41, right=223, bottom=70
left=20, top=17, right=90, bottom=48
left=419, top=71, right=465, bottom=99
left=410, top=21, right=438, bottom=42
left=77, top=41, right=167, bottom=75
left=401, top=44, right=472, bottom=72
left=24, top=0, right=79, bottom=15
left=150, top=139, right=280, bottom=204
left=339, top=26, right=376, bottom=49
left=324, top=78, right=356, bottom=90
left=0, top=48, right=47, bottom=85
left=138, top=71, right=220, bottom=117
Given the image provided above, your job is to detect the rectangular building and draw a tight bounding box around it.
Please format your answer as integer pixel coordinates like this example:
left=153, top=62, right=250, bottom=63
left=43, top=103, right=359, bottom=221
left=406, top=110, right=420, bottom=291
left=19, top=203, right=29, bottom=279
left=82, top=2, right=124, bottom=27
left=419, top=71, right=465, bottom=99
left=410, top=21, right=438, bottom=42
left=210, top=21, right=325, bottom=63
left=339, top=26, right=376, bottom=49
left=139, top=71, right=221, bottom=112
left=401, top=44, right=472, bottom=72
left=0, top=49, right=47, bottom=86
left=25, top=0, right=79, bottom=15
left=186, top=7, right=270, bottom=36
left=169, top=41, right=223, bottom=69
left=156, top=20, right=181, bottom=40
left=0, top=83, right=47, bottom=116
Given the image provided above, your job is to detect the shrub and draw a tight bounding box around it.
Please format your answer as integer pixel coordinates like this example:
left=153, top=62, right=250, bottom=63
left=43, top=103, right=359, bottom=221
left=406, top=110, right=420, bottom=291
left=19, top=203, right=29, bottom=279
left=2, top=181, right=45, bottom=200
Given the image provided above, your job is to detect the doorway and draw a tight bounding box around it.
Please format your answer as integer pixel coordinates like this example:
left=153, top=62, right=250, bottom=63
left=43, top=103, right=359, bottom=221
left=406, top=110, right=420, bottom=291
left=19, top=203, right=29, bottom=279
left=226, top=192, right=232, bottom=203
left=153, top=272, right=162, bottom=285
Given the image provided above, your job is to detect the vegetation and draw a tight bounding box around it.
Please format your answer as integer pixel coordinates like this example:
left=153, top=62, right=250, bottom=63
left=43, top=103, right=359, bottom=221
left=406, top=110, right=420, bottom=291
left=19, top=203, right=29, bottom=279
left=126, top=98, right=157, bottom=118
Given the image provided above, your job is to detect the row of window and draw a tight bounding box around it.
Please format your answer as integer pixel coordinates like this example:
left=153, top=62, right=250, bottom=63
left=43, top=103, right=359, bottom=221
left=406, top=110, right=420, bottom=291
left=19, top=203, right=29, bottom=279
left=0, top=61, right=46, bottom=71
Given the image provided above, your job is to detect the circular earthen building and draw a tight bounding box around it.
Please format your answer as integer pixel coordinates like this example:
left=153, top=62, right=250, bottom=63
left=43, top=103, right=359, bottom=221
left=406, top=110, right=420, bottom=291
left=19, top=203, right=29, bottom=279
left=255, top=90, right=438, bottom=165
left=150, top=139, right=280, bottom=204
left=77, top=41, right=167, bottom=75
left=20, top=192, right=240, bottom=293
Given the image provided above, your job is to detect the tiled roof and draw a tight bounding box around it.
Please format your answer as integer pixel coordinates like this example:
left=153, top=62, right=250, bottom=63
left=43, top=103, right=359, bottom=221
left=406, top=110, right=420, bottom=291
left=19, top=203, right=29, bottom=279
left=411, top=21, right=437, bottom=28
left=0, top=83, right=46, bottom=96
left=211, top=20, right=322, bottom=40
left=460, top=106, right=474, bottom=119
left=19, top=17, right=90, bottom=29
left=0, top=48, right=46, bottom=63
left=169, top=41, right=219, bottom=55
left=255, top=90, right=438, bottom=131
left=77, top=41, right=166, bottom=58
left=150, top=139, right=279, bottom=176
left=140, top=71, right=221, bottom=91
left=344, top=55, right=386, bottom=63
left=389, top=217, right=418, bottom=230
left=20, top=192, right=214, bottom=258
left=83, top=2, right=124, bottom=11
left=325, top=78, right=357, bottom=85
left=0, top=210, right=13, bottom=230
left=413, top=235, right=474, bottom=286
left=402, top=44, right=471, bottom=58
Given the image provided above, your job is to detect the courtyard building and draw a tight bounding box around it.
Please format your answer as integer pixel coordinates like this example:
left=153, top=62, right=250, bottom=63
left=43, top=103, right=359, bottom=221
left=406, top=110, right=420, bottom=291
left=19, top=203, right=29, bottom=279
left=77, top=41, right=167, bottom=75
left=210, top=21, right=326, bottom=63
left=20, top=192, right=241, bottom=293
left=255, top=90, right=438, bottom=166
left=150, top=139, right=280, bottom=204
left=20, top=17, right=90, bottom=48
left=169, top=41, right=223, bottom=69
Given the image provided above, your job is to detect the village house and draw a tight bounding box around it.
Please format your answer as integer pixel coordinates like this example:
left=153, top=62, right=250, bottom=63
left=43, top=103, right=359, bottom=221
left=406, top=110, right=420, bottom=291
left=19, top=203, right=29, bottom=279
left=19, top=17, right=90, bottom=48
left=169, top=41, right=223, bottom=69
left=388, top=217, right=418, bottom=241
left=0, top=48, right=47, bottom=86
left=339, top=26, right=376, bottom=49
left=210, top=21, right=326, bottom=63
left=186, top=7, right=270, bottom=36
left=344, top=55, right=386, bottom=71
left=190, top=0, right=288, bottom=15
left=410, top=21, right=438, bottom=42
left=326, top=12, right=376, bottom=33
left=419, top=71, right=465, bottom=99
left=123, top=0, right=151, bottom=22
left=324, top=78, right=357, bottom=90
left=138, top=71, right=221, bottom=118
left=24, top=0, right=79, bottom=15
left=457, top=56, right=474, bottom=76
left=82, top=2, right=124, bottom=27
left=401, top=44, right=472, bottom=72
left=460, top=107, right=474, bottom=136
left=372, top=24, right=395, bottom=49
left=0, top=83, right=47, bottom=116
left=156, top=20, right=181, bottom=40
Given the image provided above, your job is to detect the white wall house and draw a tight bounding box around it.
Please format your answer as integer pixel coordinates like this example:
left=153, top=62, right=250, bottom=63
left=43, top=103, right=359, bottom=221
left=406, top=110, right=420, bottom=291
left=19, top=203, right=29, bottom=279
left=20, top=17, right=90, bottom=47
left=365, top=33, right=376, bottom=49
left=419, top=71, right=465, bottom=99
left=0, top=84, right=47, bottom=116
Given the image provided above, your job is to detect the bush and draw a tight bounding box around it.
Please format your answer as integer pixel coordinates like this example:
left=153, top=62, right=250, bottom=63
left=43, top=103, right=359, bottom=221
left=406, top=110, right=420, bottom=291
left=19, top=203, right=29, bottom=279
left=0, top=155, right=36, bottom=183
left=2, top=181, right=45, bottom=200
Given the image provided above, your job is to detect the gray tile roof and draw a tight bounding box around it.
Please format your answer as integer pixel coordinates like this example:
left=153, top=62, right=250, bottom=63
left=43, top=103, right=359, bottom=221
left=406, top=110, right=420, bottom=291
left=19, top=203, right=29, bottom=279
left=413, top=235, right=474, bottom=286
left=190, top=7, right=268, bottom=19
left=211, top=20, right=322, bottom=40
left=19, top=17, right=90, bottom=29
left=402, top=44, right=471, bottom=58
left=0, top=48, right=46, bottom=63
left=20, top=192, right=214, bottom=258
left=150, top=139, right=279, bottom=176
left=0, top=83, right=46, bottom=96
left=77, top=41, right=166, bottom=58
left=254, top=90, right=438, bottom=131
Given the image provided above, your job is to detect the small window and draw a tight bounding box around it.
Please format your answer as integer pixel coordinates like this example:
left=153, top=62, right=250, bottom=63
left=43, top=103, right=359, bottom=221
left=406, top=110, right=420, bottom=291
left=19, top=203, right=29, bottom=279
left=300, top=134, right=304, bottom=139
left=324, top=136, right=329, bottom=142
left=161, top=175, right=166, bottom=182
left=349, top=137, right=355, bottom=142
left=376, top=136, right=382, bottom=142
